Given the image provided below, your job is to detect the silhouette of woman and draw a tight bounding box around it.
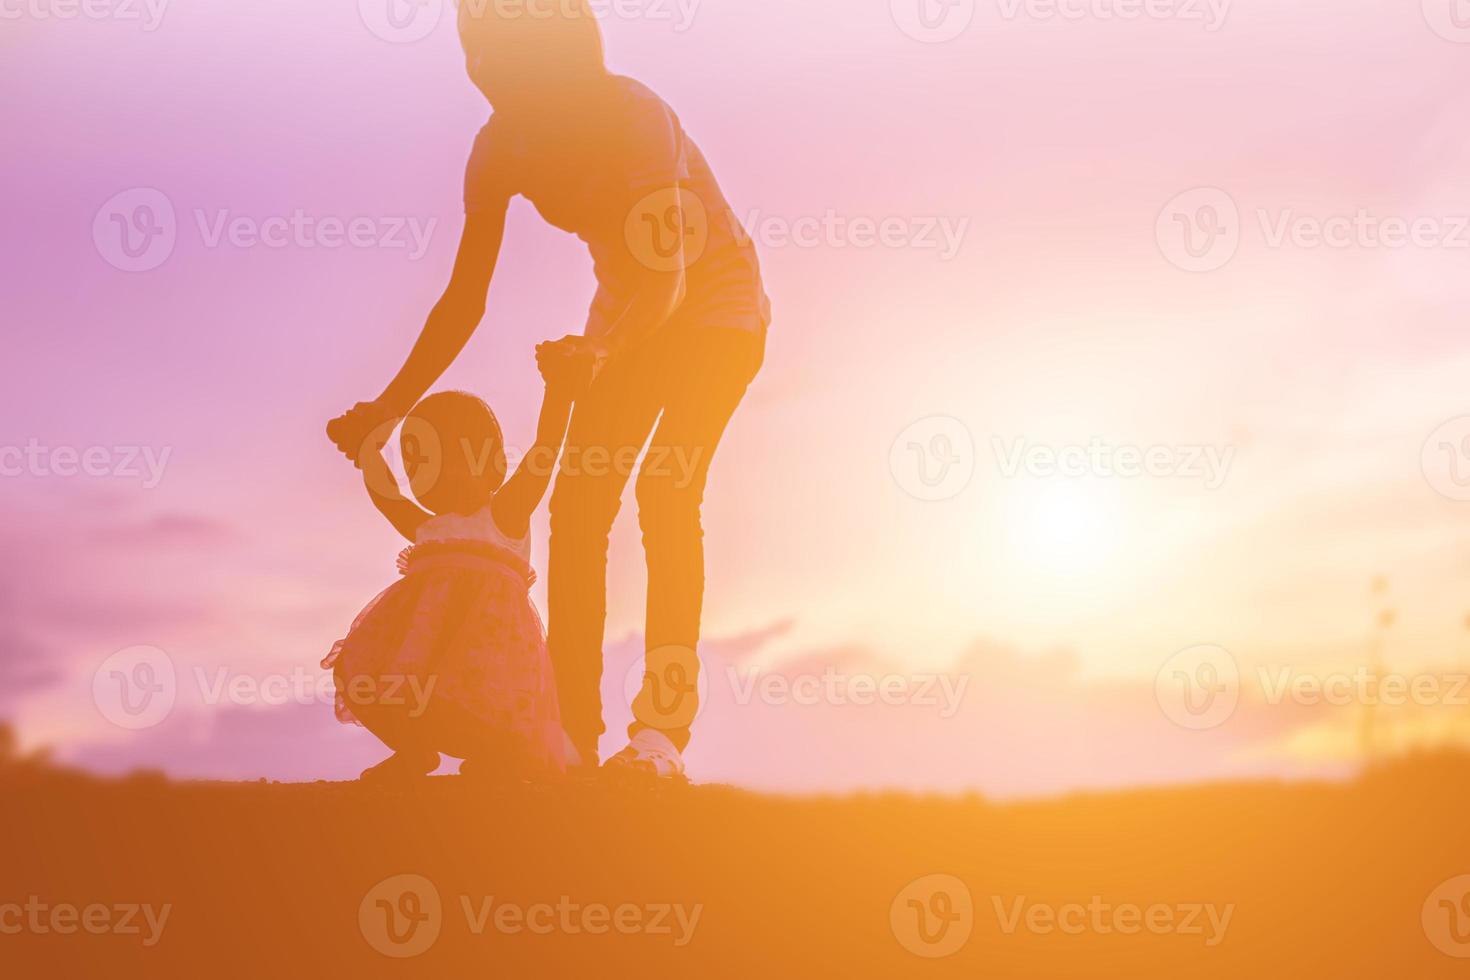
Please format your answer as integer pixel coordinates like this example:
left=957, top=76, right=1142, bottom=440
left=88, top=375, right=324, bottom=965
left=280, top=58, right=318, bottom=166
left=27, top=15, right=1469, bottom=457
left=329, top=1, right=770, bottom=780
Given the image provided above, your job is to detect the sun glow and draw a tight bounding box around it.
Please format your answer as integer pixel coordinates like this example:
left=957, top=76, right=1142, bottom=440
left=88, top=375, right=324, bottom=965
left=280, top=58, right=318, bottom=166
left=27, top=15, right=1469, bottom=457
left=1003, top=480, right=1127, bottom=581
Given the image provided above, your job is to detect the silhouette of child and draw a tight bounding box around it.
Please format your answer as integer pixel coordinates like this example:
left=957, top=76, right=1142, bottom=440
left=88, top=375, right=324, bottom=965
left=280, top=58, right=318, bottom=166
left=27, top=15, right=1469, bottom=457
left=323, top=344, right=589, bottom=783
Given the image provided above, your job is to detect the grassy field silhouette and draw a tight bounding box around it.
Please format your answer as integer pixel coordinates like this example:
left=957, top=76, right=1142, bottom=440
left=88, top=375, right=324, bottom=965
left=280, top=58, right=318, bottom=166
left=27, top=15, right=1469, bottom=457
left=3, top=754, right=1469, bottom=977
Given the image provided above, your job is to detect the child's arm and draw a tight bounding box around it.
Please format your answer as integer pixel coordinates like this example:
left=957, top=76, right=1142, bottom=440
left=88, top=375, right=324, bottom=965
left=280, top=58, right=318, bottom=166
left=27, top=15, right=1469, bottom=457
left=361, top=449, right=432, bottom=543
left=490, top=345, right=588, bottom=539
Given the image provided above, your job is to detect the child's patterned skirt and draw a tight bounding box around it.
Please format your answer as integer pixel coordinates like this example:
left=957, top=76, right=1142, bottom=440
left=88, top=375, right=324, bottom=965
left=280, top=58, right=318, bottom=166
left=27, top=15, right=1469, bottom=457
left=323, top=541, right=566, bottom=777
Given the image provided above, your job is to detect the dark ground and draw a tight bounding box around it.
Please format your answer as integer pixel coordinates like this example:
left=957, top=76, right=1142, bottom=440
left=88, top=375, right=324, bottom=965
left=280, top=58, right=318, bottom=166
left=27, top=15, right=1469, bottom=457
left=2, top=755, right=1468, bottom=978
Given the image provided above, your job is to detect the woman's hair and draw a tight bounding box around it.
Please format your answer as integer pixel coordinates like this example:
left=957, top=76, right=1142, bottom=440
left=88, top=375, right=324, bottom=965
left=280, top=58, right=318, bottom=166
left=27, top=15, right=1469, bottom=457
left=457, top=0, right=607, bottom=83
left=403, top=390, right=507, bottom=495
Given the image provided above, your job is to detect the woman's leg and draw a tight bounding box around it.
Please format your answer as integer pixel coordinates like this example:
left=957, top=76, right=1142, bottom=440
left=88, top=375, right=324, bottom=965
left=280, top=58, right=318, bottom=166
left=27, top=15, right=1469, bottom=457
left=628, top=328, right=763, bottom=751
left=547, top=349, right=663, bottom=766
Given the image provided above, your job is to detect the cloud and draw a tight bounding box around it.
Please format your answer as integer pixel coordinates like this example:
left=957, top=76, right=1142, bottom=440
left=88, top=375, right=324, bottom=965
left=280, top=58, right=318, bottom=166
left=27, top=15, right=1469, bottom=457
left=0, top=624, right=61, bottom=710
left=89, top=512, right=236, bottom=549
left=599, top=631, right=1378, bottom=798
left=0, top=493, right=245, bottom=717
left=66, top=700, right=388, bottom=782
left=52, top=624, right=1383, bottom=795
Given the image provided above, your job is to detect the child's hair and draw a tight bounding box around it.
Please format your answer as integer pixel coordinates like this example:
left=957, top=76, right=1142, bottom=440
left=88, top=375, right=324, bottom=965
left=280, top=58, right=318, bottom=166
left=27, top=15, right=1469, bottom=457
left=401, top=391, right=507, bottom=511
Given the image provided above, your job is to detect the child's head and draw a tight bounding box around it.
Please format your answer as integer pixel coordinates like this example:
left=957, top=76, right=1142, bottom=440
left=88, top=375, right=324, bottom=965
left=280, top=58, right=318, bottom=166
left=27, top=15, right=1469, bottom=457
left=457, top=0, right=606, bottom=111
left=400, top=391, right=506, bottom=516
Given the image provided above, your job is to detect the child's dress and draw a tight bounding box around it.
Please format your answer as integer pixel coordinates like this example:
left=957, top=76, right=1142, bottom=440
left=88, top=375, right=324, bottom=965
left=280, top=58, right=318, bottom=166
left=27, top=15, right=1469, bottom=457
left=322, top=504, right=566, bottom=776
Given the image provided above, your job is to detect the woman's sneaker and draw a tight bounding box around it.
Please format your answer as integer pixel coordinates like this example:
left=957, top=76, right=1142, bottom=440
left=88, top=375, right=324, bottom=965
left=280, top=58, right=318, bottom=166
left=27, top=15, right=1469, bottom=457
left=604, top=729, right=688, bottom=783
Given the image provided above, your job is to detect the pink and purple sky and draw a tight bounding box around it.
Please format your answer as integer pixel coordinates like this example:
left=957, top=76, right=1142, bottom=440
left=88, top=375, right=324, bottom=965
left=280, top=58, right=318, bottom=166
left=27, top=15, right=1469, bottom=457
left=4, top=0, right=1470, bottom=796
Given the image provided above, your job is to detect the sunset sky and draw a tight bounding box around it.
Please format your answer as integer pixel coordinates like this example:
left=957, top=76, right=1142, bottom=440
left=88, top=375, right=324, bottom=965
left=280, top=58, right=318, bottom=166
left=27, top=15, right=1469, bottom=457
left=4, top=0, right=1470, bottom=796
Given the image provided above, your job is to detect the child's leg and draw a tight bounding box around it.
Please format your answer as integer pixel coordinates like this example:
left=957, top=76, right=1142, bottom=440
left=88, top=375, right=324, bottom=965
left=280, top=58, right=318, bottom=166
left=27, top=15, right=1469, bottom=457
left=348, top=690, right=441, bottom=782
left=360, top=748, right=440, bottom=783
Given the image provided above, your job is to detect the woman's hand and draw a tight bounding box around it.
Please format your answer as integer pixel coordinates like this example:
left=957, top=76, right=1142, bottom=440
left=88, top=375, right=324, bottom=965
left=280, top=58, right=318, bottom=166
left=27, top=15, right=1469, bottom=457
left=536, top=337, right=601, bottom=398
left=327, top=400, right=404, bottom=467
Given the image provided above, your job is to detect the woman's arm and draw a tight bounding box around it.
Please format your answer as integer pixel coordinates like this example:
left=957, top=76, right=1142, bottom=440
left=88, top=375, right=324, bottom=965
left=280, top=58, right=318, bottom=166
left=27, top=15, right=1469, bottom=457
left=377, top=204, right=509, bottom=414
left=360, top=449, right=432, bottom=543
left=327, top=203, right=509, bottom=463
left=489, top=345, right=589, bottom=538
